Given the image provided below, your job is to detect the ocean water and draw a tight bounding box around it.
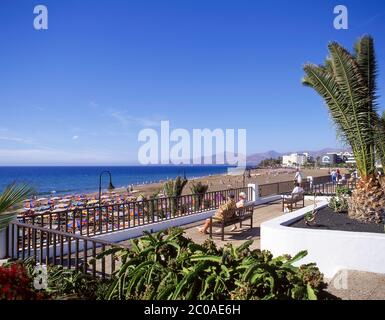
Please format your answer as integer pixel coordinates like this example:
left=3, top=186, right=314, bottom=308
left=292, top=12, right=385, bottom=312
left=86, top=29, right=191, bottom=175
left=0, top=166, right=230, bottom=196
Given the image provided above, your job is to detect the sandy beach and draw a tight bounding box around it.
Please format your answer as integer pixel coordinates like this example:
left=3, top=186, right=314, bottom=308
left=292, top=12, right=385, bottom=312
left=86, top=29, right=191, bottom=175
left=121, top=167, right=338, bottom=198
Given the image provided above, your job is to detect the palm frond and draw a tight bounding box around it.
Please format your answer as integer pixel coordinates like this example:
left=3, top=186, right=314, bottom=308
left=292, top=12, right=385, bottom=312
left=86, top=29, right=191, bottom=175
left=0, top=183, right=34, bottom=230
left=304, top=40, right=378, bottom=177
left=354, top=35, right=378, bottom=100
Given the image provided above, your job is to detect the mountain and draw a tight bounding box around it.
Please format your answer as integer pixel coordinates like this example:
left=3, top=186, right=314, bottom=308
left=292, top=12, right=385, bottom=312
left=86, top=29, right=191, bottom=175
left=246, top=151, right=283, bottom=165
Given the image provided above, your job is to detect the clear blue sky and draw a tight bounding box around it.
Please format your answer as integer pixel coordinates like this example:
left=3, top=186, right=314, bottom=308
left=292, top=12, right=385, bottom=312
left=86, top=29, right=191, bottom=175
left=1, top=0, right=385, bottom=165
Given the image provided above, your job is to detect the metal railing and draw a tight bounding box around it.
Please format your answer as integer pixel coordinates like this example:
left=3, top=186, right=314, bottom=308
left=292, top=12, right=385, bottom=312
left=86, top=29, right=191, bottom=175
left=258, top=175, right=355, bottom=197
left=308, top=180, right=356, bottom=196
left=6, top=221, right=127, bottom=278
left=19, top=187, right=251, bottom=237
left=259, top=181, right=311, bottom=197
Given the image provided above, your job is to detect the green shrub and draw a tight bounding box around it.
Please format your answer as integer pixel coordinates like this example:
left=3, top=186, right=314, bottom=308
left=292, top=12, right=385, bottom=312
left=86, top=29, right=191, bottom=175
left=328, top=186, right=351, bottom=213
left=19, top=258, right=109, bottom=300
left=101, top=228, right=326, bottom=300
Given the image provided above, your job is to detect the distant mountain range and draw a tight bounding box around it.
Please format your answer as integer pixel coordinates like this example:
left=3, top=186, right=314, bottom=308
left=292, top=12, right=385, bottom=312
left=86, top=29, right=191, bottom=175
left=246, top=148, right=348, bottom=165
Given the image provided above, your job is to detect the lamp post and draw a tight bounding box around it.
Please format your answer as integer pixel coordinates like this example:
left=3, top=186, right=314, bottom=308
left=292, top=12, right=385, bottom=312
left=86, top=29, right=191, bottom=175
left=98, top=171, right=115, bottom=231
left=243, top=168, right=251, bottom=187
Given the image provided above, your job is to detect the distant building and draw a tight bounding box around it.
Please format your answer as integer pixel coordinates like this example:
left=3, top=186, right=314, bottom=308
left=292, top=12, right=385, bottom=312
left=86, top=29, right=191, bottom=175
left=281, top=153, right=308, bottom=167
left=320, top=151, right=355, bottom=166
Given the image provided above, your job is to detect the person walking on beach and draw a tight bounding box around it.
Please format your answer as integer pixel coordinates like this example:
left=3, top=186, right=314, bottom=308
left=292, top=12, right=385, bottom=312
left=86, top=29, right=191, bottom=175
left=198, top=194, right=236, bottom=234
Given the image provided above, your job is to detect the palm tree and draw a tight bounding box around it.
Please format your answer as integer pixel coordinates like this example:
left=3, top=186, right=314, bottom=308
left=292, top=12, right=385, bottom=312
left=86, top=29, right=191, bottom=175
left=374, top=111, right=385, bottom=170
left=190, top=182, right=209, bottom=210
left=163, top=176, right=188, bottom=216
left=302, top=35, right=385, bottom=223
left=0, top=183, right=34, bottom=231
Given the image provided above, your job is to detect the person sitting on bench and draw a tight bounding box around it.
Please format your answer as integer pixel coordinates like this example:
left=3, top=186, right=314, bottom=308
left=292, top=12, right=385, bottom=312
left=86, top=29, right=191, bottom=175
left=198, top=193, right=237, bottom=234
left=230, top=192, right=247, bottom=232
left=283, top=183, right=304, bottom=212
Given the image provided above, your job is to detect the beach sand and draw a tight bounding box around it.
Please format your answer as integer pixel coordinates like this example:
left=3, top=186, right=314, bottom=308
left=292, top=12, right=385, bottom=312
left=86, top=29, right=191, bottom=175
left=109, top=168, right=340, bottom=198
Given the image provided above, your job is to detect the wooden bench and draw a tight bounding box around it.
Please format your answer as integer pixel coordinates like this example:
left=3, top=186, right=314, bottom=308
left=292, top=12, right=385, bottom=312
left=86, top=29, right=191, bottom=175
left=281, top=192, right=304, bottom=212
left=209, top=204, right=254, bottom=241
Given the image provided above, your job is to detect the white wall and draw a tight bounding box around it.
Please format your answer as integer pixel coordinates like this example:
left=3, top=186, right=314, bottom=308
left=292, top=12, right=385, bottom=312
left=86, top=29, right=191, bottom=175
left=261, top=199, right=385, bottom=278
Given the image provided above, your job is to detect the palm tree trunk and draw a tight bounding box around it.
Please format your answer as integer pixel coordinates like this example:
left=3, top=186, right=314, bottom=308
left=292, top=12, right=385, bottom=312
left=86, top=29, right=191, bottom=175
left=348, top=175, right=385, bottom=223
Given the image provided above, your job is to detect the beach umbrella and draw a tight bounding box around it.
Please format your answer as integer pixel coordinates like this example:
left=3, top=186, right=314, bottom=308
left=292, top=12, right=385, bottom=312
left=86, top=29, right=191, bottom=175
left=87, top=200, right=98, bottom=205
left=51, top=208, right=66, bottom=213
left=50, top=197, right=61, bottom=200
left=35, top=205, right=51, bottom=211
left=55, top=203, right=69, bottom=209
left=37, top=198, right=48, bottom=202
left=59, top=198, right=71, bottom=203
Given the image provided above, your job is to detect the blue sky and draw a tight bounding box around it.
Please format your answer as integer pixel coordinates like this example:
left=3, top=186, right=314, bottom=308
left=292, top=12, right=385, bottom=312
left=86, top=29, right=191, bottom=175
left=1, top=0, right=385, bottom=165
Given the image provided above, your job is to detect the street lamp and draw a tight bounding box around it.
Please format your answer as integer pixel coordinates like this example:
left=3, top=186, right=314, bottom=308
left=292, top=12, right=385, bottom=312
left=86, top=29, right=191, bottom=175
left=98, top=170, right=115, bottom=232
left=98, top=170, right=115, bottom=208
left=242, top=168, right=250, bottom=187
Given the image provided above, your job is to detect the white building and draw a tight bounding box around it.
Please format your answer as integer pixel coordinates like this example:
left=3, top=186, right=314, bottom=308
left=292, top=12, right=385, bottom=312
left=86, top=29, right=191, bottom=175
left=281, top=153, right=308, bottom=167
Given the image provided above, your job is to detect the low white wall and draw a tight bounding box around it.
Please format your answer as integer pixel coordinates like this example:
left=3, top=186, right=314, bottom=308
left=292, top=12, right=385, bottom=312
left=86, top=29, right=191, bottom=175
left=261, top=198, right=385, bottom=278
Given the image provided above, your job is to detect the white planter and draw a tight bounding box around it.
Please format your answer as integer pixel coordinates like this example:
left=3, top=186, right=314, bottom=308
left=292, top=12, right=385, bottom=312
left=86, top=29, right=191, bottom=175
left=261, top=198, right=385, bottom=278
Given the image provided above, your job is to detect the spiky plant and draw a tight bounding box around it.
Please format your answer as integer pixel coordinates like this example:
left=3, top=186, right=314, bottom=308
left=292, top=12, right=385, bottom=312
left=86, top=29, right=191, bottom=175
left=146, top=191, right=159, bottom=221
left=190, top=182, right=209, bottom=210
left=303, top=35, right=385, bottom=223
left=0, top=183, right=34, bottom=231
left=100, top=229, right=326, bottom=300
left=163, top=176, right=188, bottom=216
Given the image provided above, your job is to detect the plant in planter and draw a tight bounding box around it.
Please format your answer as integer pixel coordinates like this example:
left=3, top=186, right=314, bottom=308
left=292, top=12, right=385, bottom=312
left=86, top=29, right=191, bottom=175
left=303, top=35, right=385, bottom=224
left=203, top=198, right=212, bottom=209
left=163, top=176, right=188, bottom=217
left=101, top=228, right=327, bottom=300
left=190, top=182, right=209, bottom=210
left=304, top=193, right=318, bottom=226
left=328, top=186, right=351, bottom=213
left=146, top=191, right=159, bottom=221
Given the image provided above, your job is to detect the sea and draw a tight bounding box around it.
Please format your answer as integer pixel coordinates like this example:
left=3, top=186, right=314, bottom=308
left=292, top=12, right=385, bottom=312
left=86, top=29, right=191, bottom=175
left=0, top=165, right=230, bottom=196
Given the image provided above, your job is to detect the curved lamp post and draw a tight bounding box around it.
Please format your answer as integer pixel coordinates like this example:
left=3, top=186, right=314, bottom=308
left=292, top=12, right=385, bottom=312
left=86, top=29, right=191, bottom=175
left=98, top=171, right=115, bottom=231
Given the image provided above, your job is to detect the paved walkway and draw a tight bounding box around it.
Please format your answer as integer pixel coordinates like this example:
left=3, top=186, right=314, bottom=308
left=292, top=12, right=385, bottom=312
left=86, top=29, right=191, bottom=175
left=180, top=200, right=314, bottom=250
left=327, top=270, right=385, bottom=300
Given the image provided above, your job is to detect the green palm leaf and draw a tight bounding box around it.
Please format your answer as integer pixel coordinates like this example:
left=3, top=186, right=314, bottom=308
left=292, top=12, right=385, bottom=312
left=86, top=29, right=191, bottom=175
left=0, top=183, right=34, bottom=230
left=303, top=39, right=378, bottom=177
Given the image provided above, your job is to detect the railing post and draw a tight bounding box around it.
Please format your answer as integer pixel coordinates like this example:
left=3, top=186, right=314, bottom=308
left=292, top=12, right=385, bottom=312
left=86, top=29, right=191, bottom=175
left=0, top=227, right=8, bottom=259
left=247, top=183, right=259, bottom=203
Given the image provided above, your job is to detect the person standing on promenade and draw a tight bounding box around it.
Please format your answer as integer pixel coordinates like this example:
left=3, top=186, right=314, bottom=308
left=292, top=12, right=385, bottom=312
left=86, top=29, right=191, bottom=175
left=294, top=169, right=303, bottom=186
